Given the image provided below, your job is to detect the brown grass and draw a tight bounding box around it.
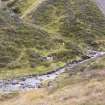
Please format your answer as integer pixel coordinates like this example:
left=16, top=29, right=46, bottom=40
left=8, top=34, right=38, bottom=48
left=1, top=68, right=105, bottom=105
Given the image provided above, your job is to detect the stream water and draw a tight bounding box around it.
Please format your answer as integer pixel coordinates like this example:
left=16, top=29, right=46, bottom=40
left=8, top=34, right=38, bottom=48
left=0, top=51, right=105, bottom=93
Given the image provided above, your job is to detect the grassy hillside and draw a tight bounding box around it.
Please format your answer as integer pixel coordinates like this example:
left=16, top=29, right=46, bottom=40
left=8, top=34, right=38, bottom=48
left=8, top=0, right=105, bottom=50
left=0, top=1, right=105, bottom=104
left=0, top=8, right=82, bottom=79
left=30, top=0, right=105, bottom=50
left=0, top=0, right=105, bottom=78
left=0, top=9, right=65, bottom=78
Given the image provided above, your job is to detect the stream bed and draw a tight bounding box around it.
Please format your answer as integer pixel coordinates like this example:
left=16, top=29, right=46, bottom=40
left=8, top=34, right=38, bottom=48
left=0, top=51, right=105, bottom=93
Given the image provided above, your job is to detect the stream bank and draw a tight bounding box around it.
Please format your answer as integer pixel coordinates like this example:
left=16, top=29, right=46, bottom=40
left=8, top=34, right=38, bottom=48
left=0, top=51, right=105, bottom=93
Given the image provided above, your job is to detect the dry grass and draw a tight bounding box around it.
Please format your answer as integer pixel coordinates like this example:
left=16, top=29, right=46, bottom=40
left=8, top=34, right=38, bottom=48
left=1, top=68, right=105, bottom=105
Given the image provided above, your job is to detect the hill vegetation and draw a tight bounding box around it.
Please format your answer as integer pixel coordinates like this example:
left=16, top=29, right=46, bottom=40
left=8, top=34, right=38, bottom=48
left=0, top=0, right=105, bottom=78
left=0, top=0, right=105, bottom=105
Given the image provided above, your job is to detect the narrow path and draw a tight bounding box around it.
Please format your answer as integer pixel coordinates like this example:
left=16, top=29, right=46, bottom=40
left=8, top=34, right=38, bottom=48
left=21, top=0, right=47, bottom=19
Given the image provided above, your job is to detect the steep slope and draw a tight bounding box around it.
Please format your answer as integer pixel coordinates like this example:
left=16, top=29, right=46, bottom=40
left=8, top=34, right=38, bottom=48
left=0, top=8, right=84, bottom=78
left=9, top=0, right=105, bottom=50
left=0, top=0, right=105, bottom=104
left=0, top=0, right=105, bottom=78
left=0, top=9, right=65, bottom=78
left=23, top=0, right=105, bottom=60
